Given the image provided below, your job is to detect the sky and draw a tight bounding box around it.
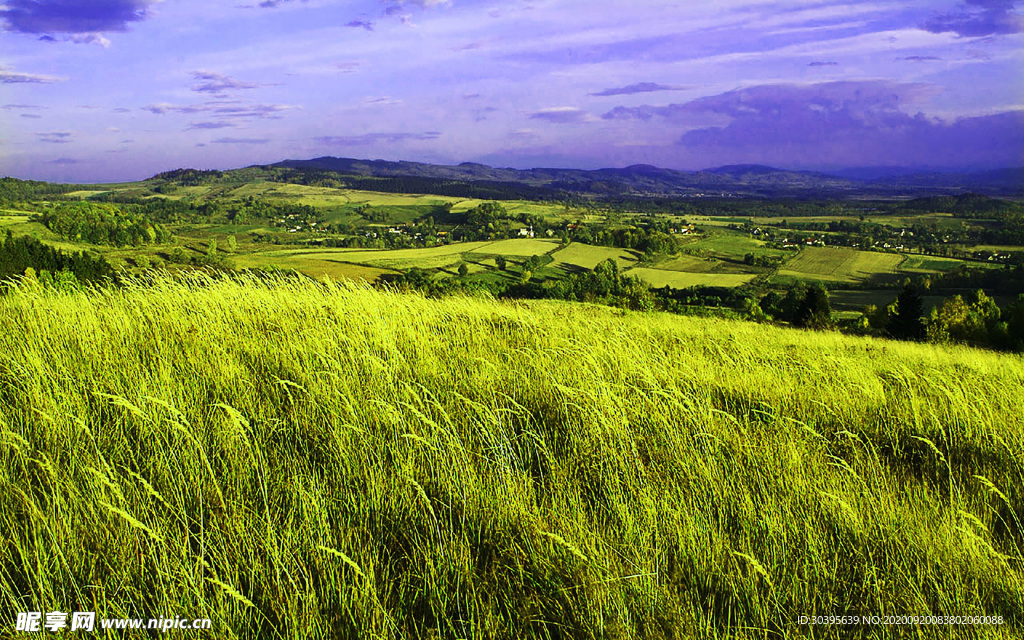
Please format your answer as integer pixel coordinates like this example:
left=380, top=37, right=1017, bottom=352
left=1, top=0, right=1022, bottom=182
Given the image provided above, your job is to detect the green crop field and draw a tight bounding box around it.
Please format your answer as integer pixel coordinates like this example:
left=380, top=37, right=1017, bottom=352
left=229, top=252, right=396, bottom=281
left=681, top=230, right=786, bottom=261
left=869, top=213, right=959, bottom=228
left=627, top=267, right=757, bottom=289
left=778, top=247, right=904, bottom=283
left=465, top=238, right=559, bottom=257
left=64, top=190, right=109, bottom=199
left=649, top=254, right=757, bottom=275
left=0, top=214, right=44, bottom=232
left=0, top=211, right=35, bottom=220
left=0, top=275, right=1021, bottom=638
left=550, top=243, right=639, bottom=270
left=970, top=245, right=1024, bottom=253
left=319, top=242, right=493, bottom=270
left=899, top=254, right=970, bottom=273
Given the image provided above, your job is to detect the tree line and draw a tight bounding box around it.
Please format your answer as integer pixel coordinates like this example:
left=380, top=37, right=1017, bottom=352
left=860, top=283, right=1024, bottom=352
left=0, top=231, right=112, bottom=284
left=0, top=177, right=74, bottom=206
left=35, top=202, right=172, bottom=247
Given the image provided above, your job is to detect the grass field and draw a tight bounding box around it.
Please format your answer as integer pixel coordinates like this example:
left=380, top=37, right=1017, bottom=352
left=778, top=247, right=904, bottom=283
left=649, top=254, right=758, bottom=275
left=680, top=229, right=787, bottom=262
left=550, top=243, right=639, bottom=270
left=647, top=254, right=721, bottom=273
left=869, top=213, right=960, bottom=228
left=332, top=242, right=492, bottom=270
left=465, top=238, right=559, bottom=257
left=0, top=275, right=1021, bottom=638
left=627, top=267, right=757, bottom=289
left=64, top=190, right=109, bottom=199
left=228, top=252, right=396, bottom=281
left=899, top=254, right=970, bottom=273
left=969, top=245, right=1024, bottom=253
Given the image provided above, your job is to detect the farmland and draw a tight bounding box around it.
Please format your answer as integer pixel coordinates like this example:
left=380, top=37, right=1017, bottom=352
left=899, top=254, right=970, bottom=273
left=229, top=251, right=397, bottom=281
left=318, top=243, right=492, bottom=270
left=467, top=238, right=560, bottom=257
left=627, top=267, right=757, bottom=288
left=549, top=243, right=639, bottom=270
left=776, top=247, right=904, bottom=283
left=647, top=253, right=761, bottom=275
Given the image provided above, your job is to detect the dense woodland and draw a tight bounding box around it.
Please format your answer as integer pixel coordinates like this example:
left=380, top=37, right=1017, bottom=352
left=0, top=231, right=112, bottom=284
left=0, top=177, right=74, bottom=205
left=37, top=202, right=173, bottom=246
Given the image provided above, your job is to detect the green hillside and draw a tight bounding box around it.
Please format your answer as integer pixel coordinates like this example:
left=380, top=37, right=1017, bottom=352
left=0, top=275, right=1021, bottom=638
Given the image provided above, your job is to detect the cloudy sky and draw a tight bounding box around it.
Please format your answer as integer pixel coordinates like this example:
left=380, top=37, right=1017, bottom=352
left=1, top=0, right=1022, bottom=182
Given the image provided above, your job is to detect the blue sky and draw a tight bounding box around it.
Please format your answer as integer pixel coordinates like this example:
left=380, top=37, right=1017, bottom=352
left=1, top=0, right=1022, bottom=182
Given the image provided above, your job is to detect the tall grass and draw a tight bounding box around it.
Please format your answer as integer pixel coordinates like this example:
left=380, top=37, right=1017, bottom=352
left=0, top=273, right=1021, bottom=638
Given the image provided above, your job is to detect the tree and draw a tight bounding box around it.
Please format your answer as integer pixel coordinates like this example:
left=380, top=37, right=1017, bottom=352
left=169, top=247, right=188, bottom=264
left=225, top=235, right=238, bottom=253
left=54, top=269, right=79, bottom=291
left=207, top=240, right=218, bottom=258
left=467, top=202, right=507, bottom=226
left=494, top=255, right=507, bottom=271
left=1002, top=295, right=1024, bottom=352
left=796, top=284, right=833, bottom=330
left=926, top=289, right=1002, bottom=347
left=622, top=277, right=655, bottom=311
left=927, top=295, right=968, bottom=343
left=889, top=282, right=926, bottom=340
left=458, top=263, right=469, bottom=277
left=778, top=283, right=807, bottom=325
left=861, top=303, right=891, bottom=334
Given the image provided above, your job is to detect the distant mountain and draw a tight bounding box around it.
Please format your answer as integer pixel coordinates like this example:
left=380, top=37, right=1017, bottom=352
left=823, top=166, right=939, bottom=181
left=255, top=157, right=1024, bottom=200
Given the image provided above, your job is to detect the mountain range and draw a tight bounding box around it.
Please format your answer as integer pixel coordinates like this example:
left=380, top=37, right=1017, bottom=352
left=262, top=157, right=1024, bottom=200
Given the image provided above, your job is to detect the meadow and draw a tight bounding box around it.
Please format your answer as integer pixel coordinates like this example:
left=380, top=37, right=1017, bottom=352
left=776, top=247, right=904, bottom=283
left=626, top=268, right=757, bottom=289
left=646, top=254, right=754, bottom=275
left=549, top=244, right=639, bottom=270
left=0, top=274, right=1021, bottom=638
left=899, top=254, right=971, bottom=273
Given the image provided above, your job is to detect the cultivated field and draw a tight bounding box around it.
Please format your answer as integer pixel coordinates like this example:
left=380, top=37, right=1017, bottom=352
left=899, top=254, right=971, bottom=273
left=318, top=242, right=493, bottom=270
left=627, top=267, right=757, bottom=289
left=231, top=239, right=559, bottom=278
left=229, top=252, right=396, bottom=281
left=549, top=243, right=639, bottom=270
left=465, top=238, right=559, bottom=257
left=680, top=229, right=786, bottom=262
left=1, top=275, right=1020, bottom=638
left=777, top=247, right=903, bottom=283
left=649, top=254, right=758, bottom=275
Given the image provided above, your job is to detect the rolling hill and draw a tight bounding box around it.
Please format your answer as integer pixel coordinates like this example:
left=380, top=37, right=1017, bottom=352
left=263, top=157, right=1024, bottom=199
